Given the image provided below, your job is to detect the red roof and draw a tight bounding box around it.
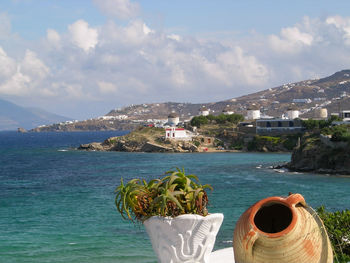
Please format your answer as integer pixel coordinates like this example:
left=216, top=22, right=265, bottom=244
left=165, top=128, right=185, bottom=131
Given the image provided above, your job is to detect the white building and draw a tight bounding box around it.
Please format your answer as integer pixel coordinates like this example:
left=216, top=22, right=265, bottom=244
left=286, top=108, right=299, bottom=119
left=315, top=108, right=328, bottom=119
left=168, top=113, right=180, bottom=126
left=165, top=128, right=189, bottom=140
left=199, top=107, right=210, bottom=116
left=222, top=105, right=234, bottom=115
left=340, top=110, right=350, bottom=121
left=247, top=107, right=261, bottom=120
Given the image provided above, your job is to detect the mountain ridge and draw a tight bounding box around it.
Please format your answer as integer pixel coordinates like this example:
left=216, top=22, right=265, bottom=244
left=0, top=98, right=71, bottom=131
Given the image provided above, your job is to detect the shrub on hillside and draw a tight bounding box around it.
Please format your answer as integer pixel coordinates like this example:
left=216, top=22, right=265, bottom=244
left=317, top=206, right=350, bottom=263
left=190, top=114, right=244, bottom=127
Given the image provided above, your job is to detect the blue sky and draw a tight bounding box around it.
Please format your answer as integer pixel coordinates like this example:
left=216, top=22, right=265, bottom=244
left=1, top=0, right=350, bottom=119
left=5, top=1, right=350, bottom=37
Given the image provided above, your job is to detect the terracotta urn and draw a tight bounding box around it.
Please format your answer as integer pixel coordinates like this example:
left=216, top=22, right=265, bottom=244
left=233, top=193, right=333, bottom=263
left=144, top=213, right=224, bottom=263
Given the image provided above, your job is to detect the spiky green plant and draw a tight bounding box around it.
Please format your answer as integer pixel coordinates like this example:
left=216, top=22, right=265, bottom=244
left=114, top=168, right=212, bottom=222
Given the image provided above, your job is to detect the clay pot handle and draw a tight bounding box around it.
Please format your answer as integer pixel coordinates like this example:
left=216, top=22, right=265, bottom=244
left=286, top=193, right=306, bottom=207
left=242, top=229, right=259, bottom=258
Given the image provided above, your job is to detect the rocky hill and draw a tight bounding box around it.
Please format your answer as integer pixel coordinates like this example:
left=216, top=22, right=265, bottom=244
left=32, top=69, right=350, bottom=132
left=287, top=129, right=350, bottom=175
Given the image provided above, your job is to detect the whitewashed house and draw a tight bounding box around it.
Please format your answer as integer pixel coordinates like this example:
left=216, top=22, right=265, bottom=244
left=286, top=107, right=299, bottom=119
left=246, top=106, right=261, bottom=120
left=165, top=127, right=190, bottom=140
left=199, top=107, right=210, bottom=116
left=222, top=105, right=234, bottom=115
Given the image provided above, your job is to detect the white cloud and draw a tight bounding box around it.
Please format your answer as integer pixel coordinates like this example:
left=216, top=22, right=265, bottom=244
left=0, top=49, right=49, bottom=96
left=93, top=0, right=139, bottom=20
left=326, top=15, right=350, bottom=45
left=0, top=70, right=31, bottom=95
left=123, top=20, right=153, bottom=45
left=3, top=13, right=350, bottom=119
left=216, top=47, right=269, bottom=86
left=269, top=26, right=313, bottom=54
left=68, top=20, right=98, bottom=52
left=46, top=29, right=61, bottom=48
left=98, top=81, right=118, bottom=94
left=64, top=83, right=84, bottom=98
left=0, top=46, right=16, bottom=79
left=167, top=34, right=181, bottom=41
left=21, top=50, right=50, bottom=81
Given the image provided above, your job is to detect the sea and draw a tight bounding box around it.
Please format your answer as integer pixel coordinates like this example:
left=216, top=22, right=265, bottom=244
left=1, top=131, right=350, bottom=263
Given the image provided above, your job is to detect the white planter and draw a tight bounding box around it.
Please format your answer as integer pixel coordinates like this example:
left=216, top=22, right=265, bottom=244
left=144, top=213, right=224, bottom=263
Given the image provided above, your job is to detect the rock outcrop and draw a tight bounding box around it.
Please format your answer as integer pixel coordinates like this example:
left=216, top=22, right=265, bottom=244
left=287, top=133, right=350, bottom=175
left=78, top=127, right=199, bottom=153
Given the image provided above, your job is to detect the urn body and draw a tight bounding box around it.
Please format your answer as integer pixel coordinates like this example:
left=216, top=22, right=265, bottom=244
left=233, top=194, right=333, bottom=263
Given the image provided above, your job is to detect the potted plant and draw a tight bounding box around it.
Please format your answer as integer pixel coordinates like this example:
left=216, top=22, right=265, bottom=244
left=114, top=167, right=224, bottom=263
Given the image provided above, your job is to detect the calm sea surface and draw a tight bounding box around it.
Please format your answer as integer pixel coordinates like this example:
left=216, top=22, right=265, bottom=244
left=1, top=131, right=350, bottom=263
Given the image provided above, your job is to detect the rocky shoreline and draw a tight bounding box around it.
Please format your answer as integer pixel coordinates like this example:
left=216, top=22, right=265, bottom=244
left=286, top=133, right=350, bottom=175
left=78, top=127, right=200, bottom=153
left=78, top=126, right=350, bottom=176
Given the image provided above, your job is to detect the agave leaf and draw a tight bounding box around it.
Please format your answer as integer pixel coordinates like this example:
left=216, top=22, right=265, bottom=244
left=202, top=184, right=213, bottom=191
left=187, top=174, right=199, bottom=182
left=166, top=190, right=184, bottom=211
left=168, top=183, right=179, bottom=192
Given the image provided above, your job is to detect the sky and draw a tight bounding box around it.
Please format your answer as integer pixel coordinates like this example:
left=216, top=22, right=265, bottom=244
left=1, top=0, right=350, bottom=119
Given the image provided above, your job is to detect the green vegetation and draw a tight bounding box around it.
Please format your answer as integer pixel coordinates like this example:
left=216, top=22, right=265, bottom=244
left=317, top=206, right=350, bottom=263
left=114, top=168, right=212, bottom=223
left=191, top=115, right=209, bottom=128
left=321, top=125, right=350, bottom=143
left=302, top=115, right=342, bottom=131
left=247, top=135, right=300, bottom=151
left=214, top=139, right=224, bottom=147
left=190, top=114, right=244, bottom=128
left=193, top=140, right=200, bottom=147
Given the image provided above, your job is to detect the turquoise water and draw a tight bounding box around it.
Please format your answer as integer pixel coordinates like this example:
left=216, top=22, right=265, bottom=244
left=1, top=131, right=350, bottom=263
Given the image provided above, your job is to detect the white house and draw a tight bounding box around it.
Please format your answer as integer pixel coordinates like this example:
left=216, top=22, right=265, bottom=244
left=247, top=106, right=261, bottom=120
left=168, top=113, right=179, bottom=126
left=286, top=108, right=299, bottom=119
left=165, top=128, right=189, bottom=140
left=199, top=107, right=210, bottom=116
left=222, top=105, right=234, bottom=115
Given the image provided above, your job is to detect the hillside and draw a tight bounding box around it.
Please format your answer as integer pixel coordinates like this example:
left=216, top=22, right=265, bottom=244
left=32, top=69, right=350, bottom=132
left=0, top=98, right=71, bottom=131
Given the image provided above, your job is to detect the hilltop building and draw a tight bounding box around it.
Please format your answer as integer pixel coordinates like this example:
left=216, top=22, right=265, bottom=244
left=165, top=127, right=195, bottom=141
left=167, top=113, right=179, bottom=126
left=315, top=108, right=328, bottom=119
left=246, top=106, right=261, bottom=120
left=222, top=105, right=234, bottom=115
left=199, top=106, right=210, bottom=116
left=286, top=107, right=299, bottom=119
left=165, top=127, right=188, bottom=140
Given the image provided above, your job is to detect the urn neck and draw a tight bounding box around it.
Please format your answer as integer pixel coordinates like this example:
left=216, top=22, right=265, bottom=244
left=249, top=194, right=306, bottom=238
